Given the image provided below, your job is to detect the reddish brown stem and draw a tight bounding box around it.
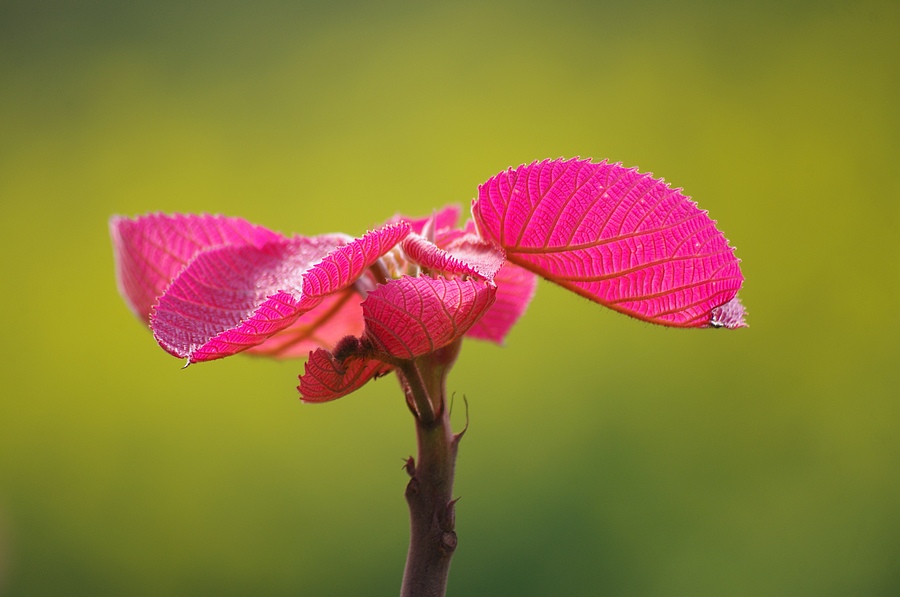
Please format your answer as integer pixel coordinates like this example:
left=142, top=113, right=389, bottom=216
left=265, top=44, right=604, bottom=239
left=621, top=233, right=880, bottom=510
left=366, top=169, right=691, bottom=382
left=397, top=341, right=464, bottom=597
left=401, top=405, right=459, bottom=597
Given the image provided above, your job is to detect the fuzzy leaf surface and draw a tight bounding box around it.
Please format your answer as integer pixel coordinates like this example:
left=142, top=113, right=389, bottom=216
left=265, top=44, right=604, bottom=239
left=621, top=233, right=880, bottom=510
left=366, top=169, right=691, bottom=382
left=110, top=213, right=282, bottom=323
left=152, top=223, right=410, bottom=362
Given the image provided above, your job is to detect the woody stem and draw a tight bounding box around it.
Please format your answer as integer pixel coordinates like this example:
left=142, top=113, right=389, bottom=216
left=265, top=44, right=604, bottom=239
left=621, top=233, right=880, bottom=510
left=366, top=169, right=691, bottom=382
left=397, top=342, right=463, bottom=597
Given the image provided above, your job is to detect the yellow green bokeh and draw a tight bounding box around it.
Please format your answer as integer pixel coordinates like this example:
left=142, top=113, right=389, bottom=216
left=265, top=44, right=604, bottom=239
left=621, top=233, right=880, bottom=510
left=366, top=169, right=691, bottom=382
left=1, top=1, right=898, bottom=595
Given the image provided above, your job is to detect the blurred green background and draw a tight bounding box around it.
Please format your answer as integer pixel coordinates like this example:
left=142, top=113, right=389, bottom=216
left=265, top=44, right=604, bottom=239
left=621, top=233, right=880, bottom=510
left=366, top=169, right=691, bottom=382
left=1, top=0, right=898, bottom=595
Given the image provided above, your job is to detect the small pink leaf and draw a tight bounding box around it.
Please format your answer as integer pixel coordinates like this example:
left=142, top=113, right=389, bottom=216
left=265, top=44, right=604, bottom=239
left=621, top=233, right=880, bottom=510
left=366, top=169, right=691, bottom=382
left=466, top=261, right=537, bottom=343
left=362, top=276, right=496, bottom=359
left=390, top=204, right=461, bottom=235
left=443, top=233, right=506, bottom=280
left=110, top=213, right=282, bottom=323
left=299, top=349, right=392, bottom=402
left=710, top=296, right=748, bottom=329
left=472, top=158, right=745, bottom=328
left=401, top=234, right=485, bottom=278
left=152, top=223, right=411, bottom=362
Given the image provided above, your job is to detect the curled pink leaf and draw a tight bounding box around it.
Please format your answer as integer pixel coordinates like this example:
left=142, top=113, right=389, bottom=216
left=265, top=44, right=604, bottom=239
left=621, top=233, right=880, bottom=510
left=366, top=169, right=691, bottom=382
left=362, top=276, right=497, bottom=360
left=401, top=234, right=485, bottom=279
left=472, top=158, right=745, bottom=328
left=110, top=213, right=282, bottom=323
left=443, top=234, right=506, bottom=280
left=152, top=223, right=411, bottom=363
left=299, top=349, right=392, bottom=403
left=466, top=261, right=537, bottom=344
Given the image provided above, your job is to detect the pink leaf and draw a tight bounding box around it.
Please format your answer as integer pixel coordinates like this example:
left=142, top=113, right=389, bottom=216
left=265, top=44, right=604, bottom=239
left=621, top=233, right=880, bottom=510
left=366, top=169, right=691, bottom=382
left=362, top=276, right=496, bottom=360
left=710, top=296, right=748, bottom=329
left=443, top=233, right=506, bottom=280
left=110, top=213, right=282, bottom=323
left=152, top=236, right=340, bottom=360
left=299, top=349, right=392, bottom=402
left=300, top=223, right=411, bottom=299
left=401, top=234, right=485, bottom=278
left=466, top=261, right=537, bottom=343
left=152, top=223, right=410, bottom=362
left=472, top=158, right=745, bottom=328
left=390, top=204, right=461, bottom=235
left=246, top=289, right=366, bottom=358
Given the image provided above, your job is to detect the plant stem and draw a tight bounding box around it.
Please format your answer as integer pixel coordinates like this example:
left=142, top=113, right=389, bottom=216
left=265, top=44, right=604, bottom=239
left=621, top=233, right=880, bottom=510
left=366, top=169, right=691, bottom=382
left=397, top=343, right=464, bottom=597
left=401, top=402, right=460, bottom=597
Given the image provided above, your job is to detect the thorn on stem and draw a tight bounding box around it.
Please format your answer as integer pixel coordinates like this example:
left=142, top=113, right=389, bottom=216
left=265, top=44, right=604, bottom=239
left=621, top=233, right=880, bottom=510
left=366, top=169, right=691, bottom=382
left=441, top=497, right=460, bottom=531
left=403, top=456, right=416, bottom=478
left=453, top=395, right=470, bottom=443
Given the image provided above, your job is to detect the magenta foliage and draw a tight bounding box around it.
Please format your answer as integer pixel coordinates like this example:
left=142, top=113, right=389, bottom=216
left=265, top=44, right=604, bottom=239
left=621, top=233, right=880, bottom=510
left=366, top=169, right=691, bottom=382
left=110, top=214, right=283, bottom=324
left=465, top=261, right=537, bottom=343
left=300, top=348, right=394, bottom=403
left=401, top=234, right=487, bottom=279
left=473, top=158, right=745, bottom=328
left=152, top=223, right=409, bottom=362
left=111, top=158, right=745, bottom=401
left=363, top=276, right=496, bottom=359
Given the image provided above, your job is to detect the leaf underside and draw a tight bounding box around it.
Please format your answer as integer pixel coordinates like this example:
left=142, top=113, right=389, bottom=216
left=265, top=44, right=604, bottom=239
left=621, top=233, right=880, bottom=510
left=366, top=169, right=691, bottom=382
left=472, top=158, right=745, bottom=328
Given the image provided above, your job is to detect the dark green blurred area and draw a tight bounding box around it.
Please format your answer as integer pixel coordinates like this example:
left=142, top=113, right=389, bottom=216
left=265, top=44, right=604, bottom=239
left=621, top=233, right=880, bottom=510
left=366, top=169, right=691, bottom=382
left=1, top=0, right=898, bottom=594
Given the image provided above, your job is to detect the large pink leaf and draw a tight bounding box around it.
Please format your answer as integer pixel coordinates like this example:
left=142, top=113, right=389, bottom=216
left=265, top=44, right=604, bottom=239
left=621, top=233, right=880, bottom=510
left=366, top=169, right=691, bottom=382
left=362, top=276, right=496, bottom=359
left=298, top=349, right=392, bottom=403
left=152, top=223, right=410, bottom=362
left=110, top=213, right=282, bottom=323
left=466, top=261, right=537, bottom=343
left=472, top=158, right=745, bottom=328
